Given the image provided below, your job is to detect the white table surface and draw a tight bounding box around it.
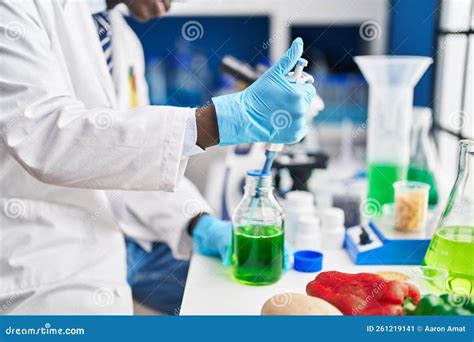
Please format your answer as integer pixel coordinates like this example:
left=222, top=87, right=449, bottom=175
left=180, top=249, right=415, bottom=315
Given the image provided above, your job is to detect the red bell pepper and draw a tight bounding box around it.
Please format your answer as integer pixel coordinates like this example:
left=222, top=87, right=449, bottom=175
left=306, top=271, right=421, bottom=315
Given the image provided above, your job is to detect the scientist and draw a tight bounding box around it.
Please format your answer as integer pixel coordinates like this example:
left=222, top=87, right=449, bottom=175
left=0, top=0, right=315, bottom=314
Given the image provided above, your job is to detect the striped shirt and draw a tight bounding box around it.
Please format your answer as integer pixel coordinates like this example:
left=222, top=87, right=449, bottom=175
left=92, top=11, right=113, bottom=74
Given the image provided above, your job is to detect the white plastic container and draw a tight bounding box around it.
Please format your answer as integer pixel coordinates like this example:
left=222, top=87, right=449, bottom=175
left=316, top=207, right=346, bottom=250
left=293, top=214, right=321, bottom=251
left=284, top=191, right=315, bottom=243
left=354, top=56, right=432, bottom=207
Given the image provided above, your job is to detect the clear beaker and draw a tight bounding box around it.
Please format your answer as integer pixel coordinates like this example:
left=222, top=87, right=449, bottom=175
left=354, top=56, right=432, bottom=210
left=394, top=181, right=430, bottom=232
left=424, top=140, right=474, bottom=295
left=412, top=266, right=448, bottom=294
left=232, top=171, right=284, bottom=285
left=407, top=107, right=439, bottom=206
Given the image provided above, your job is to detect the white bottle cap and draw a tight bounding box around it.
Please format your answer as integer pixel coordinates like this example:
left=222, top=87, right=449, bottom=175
left=294, top=233, right=322, bottom=251
left=297, top=214, right=320, bottom=235
left=317, top=207, right=345, bottom=229
left=320, top=229, right=345, bottom=250
left=293, top=214, right=322, bottom=251
left=286, top=191, right=314, bottom=207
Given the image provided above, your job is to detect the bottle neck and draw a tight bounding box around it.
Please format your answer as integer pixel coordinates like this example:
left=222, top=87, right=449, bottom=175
left=458, top=140, right=474, bottom=176
left=439, top=140, right=474, bottom=227
left=244, top=175, right=274, bottom=197
left=410, top=122, right=433, bottom=167
left=454, top=140, right=474, bottom=199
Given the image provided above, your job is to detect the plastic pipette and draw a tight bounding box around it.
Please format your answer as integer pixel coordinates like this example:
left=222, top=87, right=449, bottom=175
left=261, top=58, right=312, bottom=175
left=246, top=58, right=313, bottom=226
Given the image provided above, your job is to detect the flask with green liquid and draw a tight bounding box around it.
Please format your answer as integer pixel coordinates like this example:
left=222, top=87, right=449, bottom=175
left=232, top=171, right=284, bottom=285
left=407, top=107, right=439, bottom=206
left=424, top=140, right=474, bottom=295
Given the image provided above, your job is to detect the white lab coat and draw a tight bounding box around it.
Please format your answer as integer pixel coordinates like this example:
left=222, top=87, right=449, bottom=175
left=0, top=1, right=209, bottom=314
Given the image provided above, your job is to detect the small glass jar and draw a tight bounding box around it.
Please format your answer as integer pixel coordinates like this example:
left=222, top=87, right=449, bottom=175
left=232, top=171, right=284, bottom=285
left=394, top=180, right=430, bottom=232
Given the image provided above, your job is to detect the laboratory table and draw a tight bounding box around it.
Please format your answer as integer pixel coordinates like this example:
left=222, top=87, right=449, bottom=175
left=180, top=249, right=415, bottom=315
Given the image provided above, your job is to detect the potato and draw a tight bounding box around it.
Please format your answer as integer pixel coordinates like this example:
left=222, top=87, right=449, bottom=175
left=375, top=271, right=410, bottom=282
left=261, top=292, right=342, bottom=316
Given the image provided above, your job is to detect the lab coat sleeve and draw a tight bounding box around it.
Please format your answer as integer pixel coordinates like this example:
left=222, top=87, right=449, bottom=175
left=110, top=178, right=213, bottom=260
left=0, top=2, right=190, bottom=191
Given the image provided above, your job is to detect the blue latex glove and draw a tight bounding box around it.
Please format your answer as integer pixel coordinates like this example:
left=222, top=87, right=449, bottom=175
left=192, top=215, right=233, bottom=266
left=212, top=37, right=316, bottom=146
left=192, top=215, right=293, bottom=270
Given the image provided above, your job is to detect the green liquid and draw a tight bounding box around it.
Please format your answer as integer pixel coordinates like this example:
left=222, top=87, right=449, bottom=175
left=232, top=225, right=284, bottom=285
left=407, top=166, right=439, bottom=205
left=368, top=163, right=407, bottom=209
left=424, top=226, right=474, bottom=295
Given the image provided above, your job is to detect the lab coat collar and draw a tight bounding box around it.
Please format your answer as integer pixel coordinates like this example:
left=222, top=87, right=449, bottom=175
left=108, top=8, right=129, bottom=110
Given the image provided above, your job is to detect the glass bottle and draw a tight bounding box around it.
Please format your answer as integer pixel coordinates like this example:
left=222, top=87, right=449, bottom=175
left=407, top=107, right=439, bottom=206
left=424, top=140, right=474, bottom=295
left=232, top=171, right=284, bottom=285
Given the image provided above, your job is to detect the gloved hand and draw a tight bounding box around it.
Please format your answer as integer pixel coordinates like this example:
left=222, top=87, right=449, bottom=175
left=192, top=215, right=233, bottom=266
left=212, top=37, right=316, bottom=146
left=192, top=215, right=293, bottom=270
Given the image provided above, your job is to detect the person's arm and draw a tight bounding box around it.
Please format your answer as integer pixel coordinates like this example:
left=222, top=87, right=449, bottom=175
left=195, top=105, right=219, bottom=149
left=192, top=38, right=317, bottom=151
left=212, top=38, right=315, bottom=147
left=0, top=2, right=189, bottom=191
left=2, top=2, right=314, bottom=193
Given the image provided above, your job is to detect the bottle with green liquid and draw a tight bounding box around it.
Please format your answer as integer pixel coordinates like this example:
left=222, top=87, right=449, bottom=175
left=424, top=140, right=474, bottom=295
left=232, top=171, right=284, bottom=285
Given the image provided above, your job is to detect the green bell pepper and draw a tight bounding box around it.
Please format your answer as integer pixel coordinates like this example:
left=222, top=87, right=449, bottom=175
left=404, top=294, right=474, bottom=316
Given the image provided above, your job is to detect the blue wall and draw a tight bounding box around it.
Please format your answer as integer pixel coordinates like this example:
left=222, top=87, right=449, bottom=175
left=389, top=0, right=438, bottom=106
left=128, top=0, right=438, bottom=108
left=127, top=16, right=269, bottom=107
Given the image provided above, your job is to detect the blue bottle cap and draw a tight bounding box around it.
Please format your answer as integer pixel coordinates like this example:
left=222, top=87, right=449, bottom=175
left=246, top=169, right=271, bottom=177
left=293, top=250, right=323, bottom=273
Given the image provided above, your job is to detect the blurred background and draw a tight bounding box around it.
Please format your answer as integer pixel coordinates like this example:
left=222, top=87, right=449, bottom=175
left=126, top=0, right=473, bottom=215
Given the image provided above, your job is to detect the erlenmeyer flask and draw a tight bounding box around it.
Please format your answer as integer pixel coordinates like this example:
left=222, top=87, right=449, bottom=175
left=354, top=56, right=432, bottom=210
left=407, top=107, right=439, bottom=206
left=424, top=140, right=474, bottom=295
